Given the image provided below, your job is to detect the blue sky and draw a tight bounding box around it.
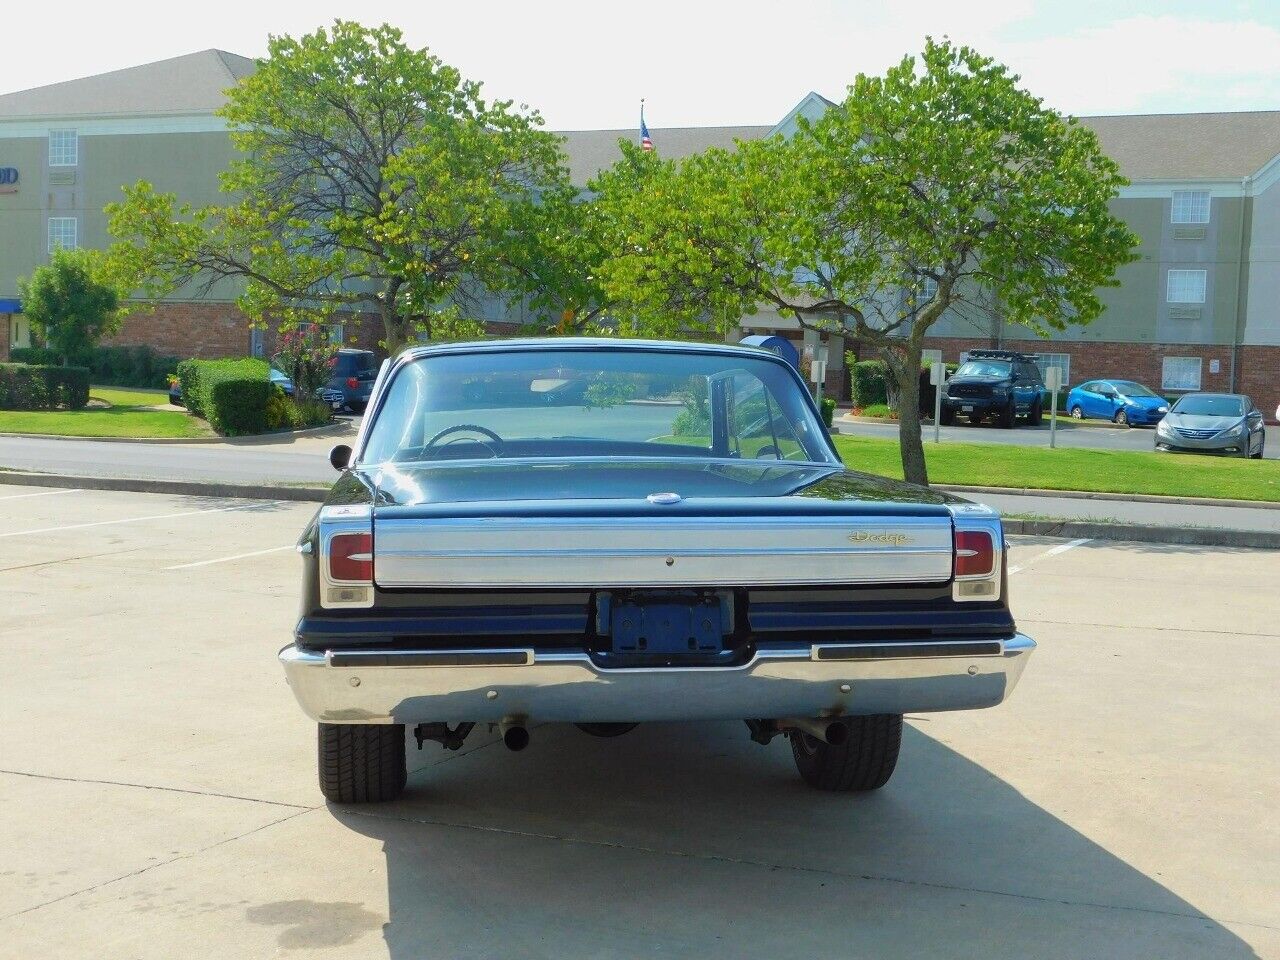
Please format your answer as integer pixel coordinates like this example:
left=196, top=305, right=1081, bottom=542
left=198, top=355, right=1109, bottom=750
left=3, top=0, right=1278, bottom=127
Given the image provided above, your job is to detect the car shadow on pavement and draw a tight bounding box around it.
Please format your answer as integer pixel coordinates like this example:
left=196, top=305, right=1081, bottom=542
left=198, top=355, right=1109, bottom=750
left=333, top=722, right=1262, bottom=960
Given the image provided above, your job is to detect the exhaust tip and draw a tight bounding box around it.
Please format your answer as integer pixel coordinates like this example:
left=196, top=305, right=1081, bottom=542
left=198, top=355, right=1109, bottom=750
left=502, top=724, right=530, bottom=752
left=824, top=721, right=849, bottom=746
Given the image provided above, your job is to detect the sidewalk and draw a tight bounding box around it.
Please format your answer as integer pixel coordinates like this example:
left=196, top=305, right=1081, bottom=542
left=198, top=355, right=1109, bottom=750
left=954, top=489, right=1280, bottom=534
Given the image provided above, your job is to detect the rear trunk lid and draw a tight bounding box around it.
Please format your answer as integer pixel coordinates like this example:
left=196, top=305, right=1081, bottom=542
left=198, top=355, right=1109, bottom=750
left=367, top=460, right=957, bottom=589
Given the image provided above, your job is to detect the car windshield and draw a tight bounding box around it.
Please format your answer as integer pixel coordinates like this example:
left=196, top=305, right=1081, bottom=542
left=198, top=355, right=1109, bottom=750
left=360, top=346, right=836, bottom=466
left=955, top=360, right=1010, bottom=378
left=1172, top=395, right=1244, bottom=417
left=1112, top=381, right=1158, bottom=397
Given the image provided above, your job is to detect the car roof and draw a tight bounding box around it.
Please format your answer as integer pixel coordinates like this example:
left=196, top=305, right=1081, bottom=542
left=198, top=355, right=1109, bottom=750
left=1178, top=392, right=1243, bottom=400
left=397, top=337, right=785, bottom=363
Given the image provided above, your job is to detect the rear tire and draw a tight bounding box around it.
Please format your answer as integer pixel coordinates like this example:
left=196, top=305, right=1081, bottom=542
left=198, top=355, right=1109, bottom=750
left=939, top=407, right=955, bottom=426
left=318, top=723, right=406, bottom=804
left=790, top=714, right=903, bottom=792
left=1114, top=409, right=1130, bottom=427
left=575, top=722, right=639, bottom=738
left=1027, top=398, right=1043, bottom=426
left=1070, top=405, right=1084, bottom=419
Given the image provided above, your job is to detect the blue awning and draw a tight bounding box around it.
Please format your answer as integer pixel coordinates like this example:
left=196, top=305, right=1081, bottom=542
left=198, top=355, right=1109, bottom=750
left=0, top=298, right=20, bottom=313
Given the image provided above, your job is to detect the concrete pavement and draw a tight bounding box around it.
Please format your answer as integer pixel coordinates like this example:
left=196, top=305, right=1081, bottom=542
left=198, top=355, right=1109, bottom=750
left=1, top=486, right=1276, bottom=958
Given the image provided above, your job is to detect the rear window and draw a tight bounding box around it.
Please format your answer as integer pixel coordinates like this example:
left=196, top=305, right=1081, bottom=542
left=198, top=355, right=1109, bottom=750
left=360, top=347, right=834, bottom=466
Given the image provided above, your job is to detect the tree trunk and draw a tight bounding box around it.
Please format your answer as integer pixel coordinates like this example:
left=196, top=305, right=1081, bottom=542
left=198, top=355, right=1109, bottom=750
left=894, top=338, right=928, bottom=486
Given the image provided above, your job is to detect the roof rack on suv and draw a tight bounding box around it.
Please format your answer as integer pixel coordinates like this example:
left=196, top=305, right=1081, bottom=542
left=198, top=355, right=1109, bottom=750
left=965, top=349, right=1040, bottom=362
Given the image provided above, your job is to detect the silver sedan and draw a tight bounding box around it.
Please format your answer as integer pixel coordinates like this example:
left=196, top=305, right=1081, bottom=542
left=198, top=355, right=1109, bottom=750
left=1154, top=393, right=1266, bottom=458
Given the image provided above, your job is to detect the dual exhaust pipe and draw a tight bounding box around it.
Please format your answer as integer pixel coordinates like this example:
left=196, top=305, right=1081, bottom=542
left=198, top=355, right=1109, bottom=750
left=499, top=719, right=530, bottom=752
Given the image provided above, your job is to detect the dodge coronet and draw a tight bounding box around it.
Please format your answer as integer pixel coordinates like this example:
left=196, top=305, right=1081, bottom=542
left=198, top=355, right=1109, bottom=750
left=279, top=339, right=1034, bottom=802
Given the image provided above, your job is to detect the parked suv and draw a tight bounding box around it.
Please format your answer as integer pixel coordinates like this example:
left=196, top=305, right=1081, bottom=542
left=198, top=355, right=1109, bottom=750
left=940, top=350, right=1045, bottom=428
left=319, top=348, right=378, bottom=413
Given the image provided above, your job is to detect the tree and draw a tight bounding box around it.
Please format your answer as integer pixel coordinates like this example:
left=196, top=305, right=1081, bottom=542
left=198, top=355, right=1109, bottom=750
left=107, top=21, right=569, bottom=354
left=19, top=249, right=121, bottom=365
left=591, top=39, right=1138, bottom=484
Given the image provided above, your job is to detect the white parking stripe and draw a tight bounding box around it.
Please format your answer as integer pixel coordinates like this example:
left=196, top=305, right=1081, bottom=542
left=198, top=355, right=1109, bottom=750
left=1008, top=537, right=1093, bottom=575
left=0, top=488, right=81, bottom=501
left=0, top=500, right=281, bottom=539
left=166, top=545, right=294, bottom=570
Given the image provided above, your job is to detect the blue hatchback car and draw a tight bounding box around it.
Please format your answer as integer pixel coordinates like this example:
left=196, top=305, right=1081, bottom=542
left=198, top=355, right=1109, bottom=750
left=1066, top=379, right=1170, bottom=426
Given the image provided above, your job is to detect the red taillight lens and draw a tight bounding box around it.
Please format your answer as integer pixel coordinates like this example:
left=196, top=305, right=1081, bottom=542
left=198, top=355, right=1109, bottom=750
left=955, top=530, right=995, bottom=578
left=330, top=532, right=372, bottom=581
left=346, top=376, right=358, bottom=389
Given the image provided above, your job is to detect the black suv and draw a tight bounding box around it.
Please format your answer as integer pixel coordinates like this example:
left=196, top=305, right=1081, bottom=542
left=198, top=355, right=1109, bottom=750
left=940, top=350, right=1046, bottom=428
left=318, top=349, right=379, bottom=413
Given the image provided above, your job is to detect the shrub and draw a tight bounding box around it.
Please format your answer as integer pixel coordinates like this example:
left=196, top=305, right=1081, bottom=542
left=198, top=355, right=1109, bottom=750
left=850, top=358, right=890, bottom=408
left=820, top=396, right=836, bottom=427
left=174, top=357, right=271, bottom=435
left=267, top=389, right=332, bottom=431
left=10, top=346, right=61, bottom=366
left=88, top=344, right=181, bottom=388
left=0, top=363, right=90, bottom=410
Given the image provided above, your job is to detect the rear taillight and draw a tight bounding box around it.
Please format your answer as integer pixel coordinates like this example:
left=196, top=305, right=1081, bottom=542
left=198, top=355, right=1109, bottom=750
left=953, top=526, right=1000, bottom=601
left=955, top=530, right=995, bottom=578
left=346, top=376, right=359, bottom=389
left=329, top=531, right=372, bottom=582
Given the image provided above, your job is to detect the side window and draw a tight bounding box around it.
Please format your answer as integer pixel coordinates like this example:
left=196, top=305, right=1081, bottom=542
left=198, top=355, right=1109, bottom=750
left=728, top=373, right=807, bottom=460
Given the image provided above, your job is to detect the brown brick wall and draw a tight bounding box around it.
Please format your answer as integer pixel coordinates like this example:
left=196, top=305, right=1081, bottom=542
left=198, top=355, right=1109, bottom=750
left=1237, top=344, right=1280, bottom=422
left=0, top=316, right=10, bottom=362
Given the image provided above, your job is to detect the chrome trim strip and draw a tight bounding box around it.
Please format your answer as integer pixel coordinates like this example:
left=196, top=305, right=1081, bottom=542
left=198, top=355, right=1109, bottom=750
left=373, top=514, right=955, bottom=588
left=278, top=633, right=1035, bottom=724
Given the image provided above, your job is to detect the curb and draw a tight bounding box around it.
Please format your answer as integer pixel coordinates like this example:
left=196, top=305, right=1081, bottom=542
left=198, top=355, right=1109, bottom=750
left=836, top=414, right=1126, bottom=430
left=2, top=470, right=1277, bottom=548
left=937, top=484, right=1280, bottom=512
left=0, top=471, right=327, bottom=503
left=0, top=420, right=353, bottom=445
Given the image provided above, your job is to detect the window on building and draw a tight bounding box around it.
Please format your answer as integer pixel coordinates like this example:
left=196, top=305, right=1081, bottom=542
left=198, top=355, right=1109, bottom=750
left=48, top=129, right=78, bottom=167
left=921, top=349, right=943, bottom=366
left=1171, top=190, right=1210, bottom=225
left=1034, top=353, right=1071, bottom=387
left=1166, top=269, right=1206, bottom=304
left=918, top=277, right=938, bottom=301
left=1162, top=356, right=1202, bottom=392
left=249, top=328, right=265, bottom=358
left=48, top=217, right=77, bottom=252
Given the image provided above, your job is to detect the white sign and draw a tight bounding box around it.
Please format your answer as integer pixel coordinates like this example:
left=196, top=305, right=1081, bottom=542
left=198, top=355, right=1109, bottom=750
left=810, top=359, right=828, bottom=385
left=1044, top=366, right=1063, bottom=390
left=1209, top=359, right=1221, bottom=374
left=929, top=361, right=946, bottom=386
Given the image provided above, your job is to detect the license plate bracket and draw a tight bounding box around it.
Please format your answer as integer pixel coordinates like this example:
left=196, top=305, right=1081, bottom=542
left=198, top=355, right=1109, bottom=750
left=609, top=596, right=724, bottom=655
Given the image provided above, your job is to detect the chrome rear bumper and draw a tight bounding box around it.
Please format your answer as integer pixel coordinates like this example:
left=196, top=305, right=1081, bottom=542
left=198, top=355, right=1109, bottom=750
left=279, top=635, right=1035, bottom=724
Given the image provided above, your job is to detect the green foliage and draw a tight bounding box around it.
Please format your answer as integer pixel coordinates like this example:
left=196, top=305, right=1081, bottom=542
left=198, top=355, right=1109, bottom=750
left=265, top=388, right=332, bottom=431
left=820, top=396, right=836, bottom=427
left=671, top=388, right=711, bottom=437
left=859, top=403, right=896, bottom=419
left=272, top=326, right=337, bottom=395
left=175, top=357, right=271, bottom=434
left=88, top=345, right=180, bottom=388
left=591, top=38, right=1137, bottom=484
left=18, top=249, right=123, bottom=366
left=851, top=359, right=890, bottom=408
left=0, top=363, right=90, bottom=410
left=9, top=347, right=62, bottom=366
left=106, top=21, right=567, bottom=353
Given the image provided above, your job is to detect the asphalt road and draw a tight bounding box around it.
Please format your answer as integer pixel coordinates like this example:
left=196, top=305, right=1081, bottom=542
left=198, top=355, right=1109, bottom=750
left=2, top=485, right=1275, bottom=958
left=836, top=414, right=1279, bottom=458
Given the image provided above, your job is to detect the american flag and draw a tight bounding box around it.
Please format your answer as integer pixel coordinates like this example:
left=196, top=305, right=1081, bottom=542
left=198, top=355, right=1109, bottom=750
left=640, top=100, right=653, bottom=151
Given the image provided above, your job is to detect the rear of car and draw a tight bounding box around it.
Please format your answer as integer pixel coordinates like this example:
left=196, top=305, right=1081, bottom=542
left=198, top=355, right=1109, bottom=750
left=320, top=349, right=377, bottom=412
left=280, top=341, right=1034, bottom=803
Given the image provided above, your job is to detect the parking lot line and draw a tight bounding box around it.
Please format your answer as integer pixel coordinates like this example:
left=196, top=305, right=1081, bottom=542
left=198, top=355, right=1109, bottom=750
left=166, top=545, right=295, bottom=570
left=0, top=488, right=81, bottom=501
left=0, top=500, right=281, bottom=539
left=1007, top=537, right=1093, bottom=575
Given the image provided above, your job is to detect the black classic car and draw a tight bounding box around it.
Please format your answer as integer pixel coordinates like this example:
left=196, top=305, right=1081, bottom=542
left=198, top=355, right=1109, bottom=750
left=279, top=339, right=1034, bottom=802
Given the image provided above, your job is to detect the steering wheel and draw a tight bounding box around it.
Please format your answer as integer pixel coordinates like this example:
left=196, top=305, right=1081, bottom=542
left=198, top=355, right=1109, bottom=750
left=424, top=424, right=505, bottom=457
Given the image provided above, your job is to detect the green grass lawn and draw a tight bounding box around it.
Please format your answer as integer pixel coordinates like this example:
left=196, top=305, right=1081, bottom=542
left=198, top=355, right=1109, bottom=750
left=833, top=434, right=1280, bottom=502
left=0, top=385, right=211, bottom=439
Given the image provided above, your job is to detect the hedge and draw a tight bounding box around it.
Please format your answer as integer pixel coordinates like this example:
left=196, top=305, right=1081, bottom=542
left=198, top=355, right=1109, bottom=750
left=850, top=358, right=890, bottom=408
left=820, top=396, right=836, bottom=427
left=12, top=344, right=180, bottom=388
left=175, top=357, right=272, bottom=435
left=0, top=363, right=91, bottom=410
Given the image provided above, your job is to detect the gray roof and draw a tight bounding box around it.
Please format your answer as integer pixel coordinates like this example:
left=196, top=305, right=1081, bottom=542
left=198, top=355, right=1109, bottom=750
left=1079, top=111, right=1280, bottom=180
left=0, top=50, right=256, bottom=118
left=5, top=49, right=1280, bottom=182
left=558, top=125, right=773, bottom=184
